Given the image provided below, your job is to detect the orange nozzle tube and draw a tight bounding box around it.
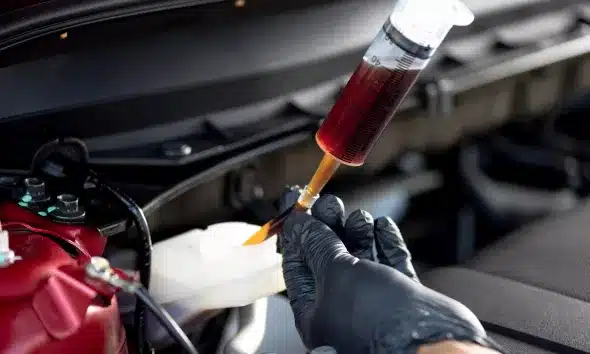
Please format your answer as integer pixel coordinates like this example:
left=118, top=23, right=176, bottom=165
left=242, top=153, right=341, bottom=246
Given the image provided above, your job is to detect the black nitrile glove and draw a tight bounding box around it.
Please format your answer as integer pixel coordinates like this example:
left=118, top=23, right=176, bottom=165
left=278, top=192, right=504, bottom=354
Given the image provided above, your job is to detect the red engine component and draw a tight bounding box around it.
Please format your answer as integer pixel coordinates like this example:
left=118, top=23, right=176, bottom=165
left=0, top=202, right=128, bottom=354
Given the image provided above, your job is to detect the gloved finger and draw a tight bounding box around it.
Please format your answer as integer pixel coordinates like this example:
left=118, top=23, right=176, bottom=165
left=374, top=216, right=420, bottom=283
left=280, top=251, right=316, bottom=341
left=310, top=195, right=345, bottom=235
left=279, top=211, right=321, bottom=342
left=343, top=210, right=375, bottom=260
left=278, top=185, right=303, bottom=213
left=282, top=211, right=350, bottom=280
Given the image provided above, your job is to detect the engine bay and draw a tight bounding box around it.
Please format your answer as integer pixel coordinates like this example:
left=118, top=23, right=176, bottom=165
left=0, top=0, right=589, bottom=353
left=2, top=94, right=589, bottom=353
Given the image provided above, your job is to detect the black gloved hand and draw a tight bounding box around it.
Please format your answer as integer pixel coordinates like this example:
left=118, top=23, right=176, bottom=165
left=279, top=193, right=503, bottom=354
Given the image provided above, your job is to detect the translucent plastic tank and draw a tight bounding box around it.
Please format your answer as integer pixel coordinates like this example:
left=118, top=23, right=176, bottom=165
left=148, top=222, right=285, bottom=345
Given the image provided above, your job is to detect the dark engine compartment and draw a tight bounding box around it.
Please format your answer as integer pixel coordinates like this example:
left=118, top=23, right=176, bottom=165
left=0, top=0, right=589, bottom=353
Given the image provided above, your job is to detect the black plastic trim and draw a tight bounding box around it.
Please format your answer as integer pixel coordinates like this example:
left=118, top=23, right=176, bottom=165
left=424, top=30, right=590, bottom=117
left=436, top=33, right=590, bottom=93
left=142, top=132, right=310, bottom=215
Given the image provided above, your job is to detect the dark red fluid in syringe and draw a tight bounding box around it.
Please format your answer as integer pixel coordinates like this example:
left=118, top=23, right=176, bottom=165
left=316, top=54, right=421, bottom=166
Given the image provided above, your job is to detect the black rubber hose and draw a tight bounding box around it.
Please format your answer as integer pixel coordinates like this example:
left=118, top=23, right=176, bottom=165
left=134, top=287, right=199, bottom=354
left=95, top=176, right=152, bottom=354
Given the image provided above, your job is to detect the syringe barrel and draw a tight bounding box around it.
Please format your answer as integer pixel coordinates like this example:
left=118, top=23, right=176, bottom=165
left=315, top=18, right=432, bottom=166
left=316, top=0, right=473, bottom=166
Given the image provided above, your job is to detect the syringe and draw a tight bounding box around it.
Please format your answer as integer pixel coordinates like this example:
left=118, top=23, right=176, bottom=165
left=244, top=0, right=474, bottom=246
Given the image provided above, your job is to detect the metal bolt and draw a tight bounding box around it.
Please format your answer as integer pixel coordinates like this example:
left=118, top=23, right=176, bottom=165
left=162, top=142, right=192, bottom=158
left=51, top=194, right=85, bottom=221
left=85, top=256, right=138, bottom=292
left=24, top=178, right=46, bottom=199
left=85, top=256, right=112, bottom=280
left=253, top=186, right=264, bottom=199
left=57, top=194, right=79, bottom=213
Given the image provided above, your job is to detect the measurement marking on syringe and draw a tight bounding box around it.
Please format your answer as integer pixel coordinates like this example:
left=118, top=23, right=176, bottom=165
left=341, top=52, right=417, bottom=163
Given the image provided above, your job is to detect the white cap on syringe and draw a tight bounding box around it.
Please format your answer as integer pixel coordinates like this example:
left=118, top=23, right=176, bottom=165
left=389, top=0, right=474, bottom=50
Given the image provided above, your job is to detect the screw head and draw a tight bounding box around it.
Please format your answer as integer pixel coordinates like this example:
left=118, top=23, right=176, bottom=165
left=24, top=178, right=47, bottom=200
left=162, top=142, right=192, bottom=158
left=56, top=194, right=79, bottom=213
left=50, top=194, right=85, bottom=222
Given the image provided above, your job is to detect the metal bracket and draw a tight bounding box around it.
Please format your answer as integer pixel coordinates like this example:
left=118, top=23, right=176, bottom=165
left=85, top=257, right=139, bottom=293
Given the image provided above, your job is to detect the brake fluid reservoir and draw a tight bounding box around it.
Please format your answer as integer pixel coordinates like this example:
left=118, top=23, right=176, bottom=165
left=148, top=222, right=285, bottom=345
